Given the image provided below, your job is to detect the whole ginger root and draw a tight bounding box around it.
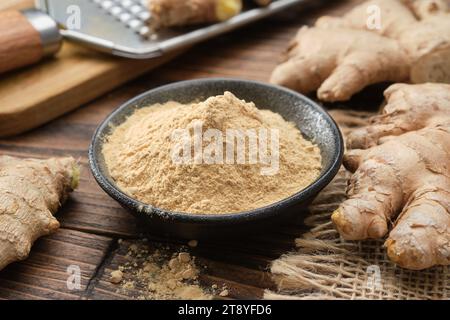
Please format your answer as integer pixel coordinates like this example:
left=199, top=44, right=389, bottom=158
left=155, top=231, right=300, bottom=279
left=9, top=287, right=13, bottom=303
left=271, top=0, right=450, bottom=101
left=270, top=26, right=410, bottom=102
left=332, top=83, right=450, bottom=270
left=148, top=0, right=243, bottom=28
left=402, top=0, right=449, bottom=18
left=346, top=82, right=450, bottom=149
left=0, top=156, right=79, bottom=271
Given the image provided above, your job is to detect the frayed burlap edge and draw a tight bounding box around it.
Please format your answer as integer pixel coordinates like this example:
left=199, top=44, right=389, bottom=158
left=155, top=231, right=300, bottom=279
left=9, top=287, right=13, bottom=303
left=265, top=111, right=449, bottom=300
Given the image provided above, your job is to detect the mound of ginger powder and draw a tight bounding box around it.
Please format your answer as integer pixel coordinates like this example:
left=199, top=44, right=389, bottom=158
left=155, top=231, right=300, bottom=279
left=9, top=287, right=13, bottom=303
left=102, top=92, right=322, bottom=214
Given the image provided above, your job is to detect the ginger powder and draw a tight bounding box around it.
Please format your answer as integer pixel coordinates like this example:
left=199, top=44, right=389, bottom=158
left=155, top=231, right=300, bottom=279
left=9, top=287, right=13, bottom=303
left=102, top=92, right=322, bottom=214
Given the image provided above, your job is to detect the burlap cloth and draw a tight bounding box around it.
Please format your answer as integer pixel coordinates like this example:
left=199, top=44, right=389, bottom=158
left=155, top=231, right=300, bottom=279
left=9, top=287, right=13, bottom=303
left=265, top=111, right=449, bottom=300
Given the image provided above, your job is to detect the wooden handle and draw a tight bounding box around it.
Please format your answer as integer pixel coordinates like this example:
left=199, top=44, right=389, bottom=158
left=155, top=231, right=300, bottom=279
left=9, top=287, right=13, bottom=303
left=0, top=10, right=44, bottom=74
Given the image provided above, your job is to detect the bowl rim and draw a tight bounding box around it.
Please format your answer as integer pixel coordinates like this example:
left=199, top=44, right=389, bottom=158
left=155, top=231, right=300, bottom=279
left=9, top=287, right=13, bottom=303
left=88, top=78, right=344, bottom=224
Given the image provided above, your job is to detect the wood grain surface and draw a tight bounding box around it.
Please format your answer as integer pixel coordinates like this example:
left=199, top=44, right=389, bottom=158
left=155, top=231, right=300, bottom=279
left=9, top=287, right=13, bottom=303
left=0, top=10, right=43, bottom=74
left=0, top=0, right=368, bottom=300
left=0, top=0, right=183, bottom=137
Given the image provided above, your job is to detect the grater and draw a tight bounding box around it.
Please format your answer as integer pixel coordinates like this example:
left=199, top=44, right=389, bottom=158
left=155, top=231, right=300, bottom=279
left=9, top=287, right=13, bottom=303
left=0, top=0, right=308, bottom=73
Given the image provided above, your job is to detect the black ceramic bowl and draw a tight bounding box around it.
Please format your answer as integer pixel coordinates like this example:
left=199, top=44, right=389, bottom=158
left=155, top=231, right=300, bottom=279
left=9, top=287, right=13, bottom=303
left=89, top=78, right=343, bottom=239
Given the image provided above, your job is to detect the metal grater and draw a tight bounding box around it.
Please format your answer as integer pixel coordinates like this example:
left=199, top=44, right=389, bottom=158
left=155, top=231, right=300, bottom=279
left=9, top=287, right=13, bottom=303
left=35, top=0, right=310, bottom=59
left=91, top=0, right=152, bottom=37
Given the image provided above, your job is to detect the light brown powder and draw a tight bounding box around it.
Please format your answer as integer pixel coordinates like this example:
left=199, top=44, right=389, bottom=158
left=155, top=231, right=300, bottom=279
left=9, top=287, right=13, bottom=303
left=110, top=270, right=123, bottom=284
left=103, top=92, right=322, bottom=214
left=112, top=243, right=214, bottom=300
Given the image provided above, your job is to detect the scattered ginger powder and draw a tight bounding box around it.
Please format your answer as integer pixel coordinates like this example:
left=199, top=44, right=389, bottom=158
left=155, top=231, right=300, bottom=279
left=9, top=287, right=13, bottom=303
left=102, top=92, right=322, bottom=214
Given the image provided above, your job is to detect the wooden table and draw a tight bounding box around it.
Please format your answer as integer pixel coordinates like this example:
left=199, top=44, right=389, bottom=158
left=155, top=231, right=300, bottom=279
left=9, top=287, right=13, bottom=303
left=0, top=0, right=364, bottom=300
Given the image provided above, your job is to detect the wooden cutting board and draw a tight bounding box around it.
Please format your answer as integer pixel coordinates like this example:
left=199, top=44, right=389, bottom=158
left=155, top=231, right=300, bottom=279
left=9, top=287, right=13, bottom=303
left=0, top=0, right=182, bottom=137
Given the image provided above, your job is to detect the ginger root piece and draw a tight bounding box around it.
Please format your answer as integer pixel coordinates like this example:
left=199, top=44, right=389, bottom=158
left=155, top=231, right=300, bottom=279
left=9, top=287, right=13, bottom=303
left=0, top=156, right=79, bottom=271
left=148, top=0, right=242, bottom=28
left=316, top=0, right=417, bottom=38
left=270, top=26, right=409, bottom=102
left=331, top=83, right=450, bottom=270
left=401, top=15, right=450, bottom=83
left=319, top=0, right=450, bottom=85
left=272, top=0, right=450, bottom=101
left=346, top=83, right=450, bottom=149
left=402, top=0, right=449, bottom=18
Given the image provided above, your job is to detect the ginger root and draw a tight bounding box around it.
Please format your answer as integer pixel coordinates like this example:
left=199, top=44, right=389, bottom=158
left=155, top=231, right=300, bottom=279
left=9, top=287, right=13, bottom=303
left=346, top=82, right=450, bottom=149
left=402, top=0, right=449, bottom=18
left=331, top=83, right=450, bottom=270
left=271, top=0, right=450, bottom=101
left=270, top=26, right=409, bottom=102
left=148, top=0, right=242, bottom=28
left=0, top=156, right=79, bottom=271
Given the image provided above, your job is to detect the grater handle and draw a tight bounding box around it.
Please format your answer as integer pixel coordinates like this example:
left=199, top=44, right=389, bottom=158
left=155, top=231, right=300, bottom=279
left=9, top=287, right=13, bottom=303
left=0, top=10, right=62, bottom=74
